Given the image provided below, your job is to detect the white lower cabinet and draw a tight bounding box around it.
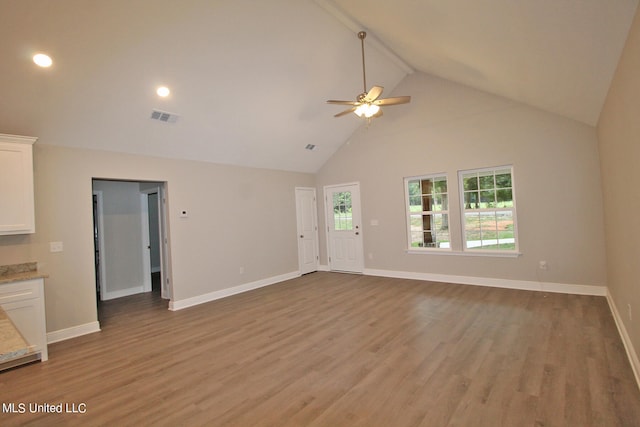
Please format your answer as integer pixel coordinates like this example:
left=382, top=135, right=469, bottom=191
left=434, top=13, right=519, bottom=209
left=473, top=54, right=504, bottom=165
left=0, top=278, right=48, bottom=361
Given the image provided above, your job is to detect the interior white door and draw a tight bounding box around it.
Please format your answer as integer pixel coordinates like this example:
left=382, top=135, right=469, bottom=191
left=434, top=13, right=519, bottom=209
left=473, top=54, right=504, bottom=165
left=158, top=186, right=171, bottom=300
left=325, top=183, right=364, bottom=273
left=295, top=187, right=319, bottom=275
left=140, top=193, right=152, bottom=293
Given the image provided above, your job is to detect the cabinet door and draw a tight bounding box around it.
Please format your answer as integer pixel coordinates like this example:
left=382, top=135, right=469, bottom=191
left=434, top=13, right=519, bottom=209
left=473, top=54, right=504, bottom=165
left=0, top=279, right=47, bottom=361
left=0, top=139, right=35, bottom=234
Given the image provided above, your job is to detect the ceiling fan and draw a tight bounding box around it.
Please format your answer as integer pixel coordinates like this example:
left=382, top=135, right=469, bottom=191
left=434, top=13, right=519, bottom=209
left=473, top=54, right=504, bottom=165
left=327, top=31, right=411, bottom=119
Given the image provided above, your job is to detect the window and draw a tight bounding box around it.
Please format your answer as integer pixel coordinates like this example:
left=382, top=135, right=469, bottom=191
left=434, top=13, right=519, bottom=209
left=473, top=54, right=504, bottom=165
left=332, top=191, right=353, bottom=230
left=459, top=166, right=517, bottom=251
left=405, top=175, right=450, bottom=249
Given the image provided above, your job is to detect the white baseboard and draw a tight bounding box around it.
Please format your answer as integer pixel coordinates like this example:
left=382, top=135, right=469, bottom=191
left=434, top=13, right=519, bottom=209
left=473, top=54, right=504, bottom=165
left=363, top=268, right=607, bottom=296
left=606, top=291, right=640, bottom=389
left=101, top=285, right=145, bottom=301
left=317, top=264, right=330, bottom=272
left=47, top=321, right=101, bottom=344
left=169, top=271, right=300, bottom=311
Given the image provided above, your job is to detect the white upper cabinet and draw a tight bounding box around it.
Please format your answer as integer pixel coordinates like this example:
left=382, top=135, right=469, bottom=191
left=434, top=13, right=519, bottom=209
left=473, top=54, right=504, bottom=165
left=0, top=134, right=37, bottom=235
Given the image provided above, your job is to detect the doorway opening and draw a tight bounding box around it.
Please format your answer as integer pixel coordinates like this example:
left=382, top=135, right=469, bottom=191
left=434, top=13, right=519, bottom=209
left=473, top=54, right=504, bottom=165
left=92, top=179, right=172, bottom=319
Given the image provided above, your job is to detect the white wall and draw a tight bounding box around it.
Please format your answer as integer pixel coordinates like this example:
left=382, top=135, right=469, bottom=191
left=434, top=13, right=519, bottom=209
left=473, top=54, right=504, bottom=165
left=317, top=72, right=607, bottom=290
left=597, top=5, right=640, bottom=377
left=0, top=144, right=314, bottom=334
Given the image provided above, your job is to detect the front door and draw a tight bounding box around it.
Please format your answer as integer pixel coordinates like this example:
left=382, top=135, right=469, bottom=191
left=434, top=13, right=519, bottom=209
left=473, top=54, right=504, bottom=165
left=295, top=187, right=319, bottom=275
left=325, top=183, right=364, bottom=273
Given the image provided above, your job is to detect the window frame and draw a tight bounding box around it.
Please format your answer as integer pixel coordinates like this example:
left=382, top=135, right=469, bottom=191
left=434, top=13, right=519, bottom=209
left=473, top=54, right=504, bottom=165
left=404, top=173, right=451, bottom=252
left=458, top=165, right=519, bottom=254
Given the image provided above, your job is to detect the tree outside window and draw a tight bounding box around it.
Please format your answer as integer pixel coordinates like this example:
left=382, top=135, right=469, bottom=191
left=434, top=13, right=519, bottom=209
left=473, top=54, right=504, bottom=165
left=405, top=175, right=450, bottom=249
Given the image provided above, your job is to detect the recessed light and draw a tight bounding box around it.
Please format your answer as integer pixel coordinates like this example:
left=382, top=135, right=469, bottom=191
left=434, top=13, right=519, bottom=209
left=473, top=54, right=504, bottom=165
left=156, top=86, right=170, bottom=97
left=33, top=53, right=52, bottom=68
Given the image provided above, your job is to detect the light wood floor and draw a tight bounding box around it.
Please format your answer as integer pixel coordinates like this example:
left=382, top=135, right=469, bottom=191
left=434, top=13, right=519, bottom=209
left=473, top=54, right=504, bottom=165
left=1, top=272, right=639, bottom=426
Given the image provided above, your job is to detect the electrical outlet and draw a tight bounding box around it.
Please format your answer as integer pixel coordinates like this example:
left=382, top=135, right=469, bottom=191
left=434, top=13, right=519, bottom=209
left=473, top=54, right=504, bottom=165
left=628, top=304, right=632, bottom=321
left=539, top=260, right=548, bottom=270
left=239, top=267, right=245, bottom=275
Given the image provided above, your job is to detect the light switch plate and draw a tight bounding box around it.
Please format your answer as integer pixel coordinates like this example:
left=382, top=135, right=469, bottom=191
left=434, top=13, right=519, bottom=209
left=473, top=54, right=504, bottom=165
left=50, top=241, right=63, bottom=252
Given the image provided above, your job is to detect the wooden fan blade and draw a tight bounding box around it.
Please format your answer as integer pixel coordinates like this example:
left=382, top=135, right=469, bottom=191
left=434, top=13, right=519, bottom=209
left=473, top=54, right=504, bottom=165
left=327, top=100, right=360, bottom=105
left=374, top=96, right=411, bottom=106
left=334, top=107, right=357, bottom=117
left=363, top=86, right=383, bottom=103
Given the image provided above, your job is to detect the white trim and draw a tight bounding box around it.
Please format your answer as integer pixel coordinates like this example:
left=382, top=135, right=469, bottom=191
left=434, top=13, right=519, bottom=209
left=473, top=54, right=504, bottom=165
left=363, top=268, right=607, bottom=296
left=606, top=291, right=640, bottom=390
left=458, top=165, right=519, bottom=254
left=404, top=173, right=450, bottom=252
left=318, top=264, right=330, bottom=272
left=47, top=321, right=101, bottom=344
left=406, top=249, right=522, bottom=258
left=0, top=133, right=37, bottom=145
left=101, top=286, right=146, bottom=301
left=168, top=271, right=299, bottom=311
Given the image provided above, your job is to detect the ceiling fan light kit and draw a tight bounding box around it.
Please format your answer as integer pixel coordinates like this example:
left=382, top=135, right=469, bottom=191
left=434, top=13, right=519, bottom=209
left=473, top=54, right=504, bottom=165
left=354, top=103, right=380, bottom=118
left=327, top=31, right=410, bottom=121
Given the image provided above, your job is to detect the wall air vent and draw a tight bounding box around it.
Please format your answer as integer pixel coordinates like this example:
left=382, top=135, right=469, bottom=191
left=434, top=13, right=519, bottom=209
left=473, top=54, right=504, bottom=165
left=305, top=144, right=318, bottom=151
left=150, top=109, right=179, bottom=123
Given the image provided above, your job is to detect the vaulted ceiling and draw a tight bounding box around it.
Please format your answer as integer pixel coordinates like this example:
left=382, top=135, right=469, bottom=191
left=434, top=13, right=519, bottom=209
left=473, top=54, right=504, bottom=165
left=1, top=0, right=637, bottom=173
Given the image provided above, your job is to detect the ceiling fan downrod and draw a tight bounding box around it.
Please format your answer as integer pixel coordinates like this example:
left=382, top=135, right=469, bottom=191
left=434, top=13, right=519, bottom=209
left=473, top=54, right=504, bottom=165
left=358, top=31, right=368, bottom=99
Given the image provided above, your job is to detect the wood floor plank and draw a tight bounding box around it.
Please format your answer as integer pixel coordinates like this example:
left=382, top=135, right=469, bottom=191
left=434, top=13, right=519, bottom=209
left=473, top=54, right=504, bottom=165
left=0, top=272, right=639, bottom=426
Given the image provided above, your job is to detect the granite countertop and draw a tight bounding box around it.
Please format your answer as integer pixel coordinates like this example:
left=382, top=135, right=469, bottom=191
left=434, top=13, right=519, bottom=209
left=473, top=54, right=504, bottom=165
left=0, top=262, right=48, bottom=285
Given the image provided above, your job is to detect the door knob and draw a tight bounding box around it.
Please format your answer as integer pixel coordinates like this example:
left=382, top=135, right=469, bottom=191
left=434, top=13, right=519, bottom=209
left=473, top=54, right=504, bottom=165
left=355, top=232, right=359, bottom=235
left=300, top=235, right=304, bottom=238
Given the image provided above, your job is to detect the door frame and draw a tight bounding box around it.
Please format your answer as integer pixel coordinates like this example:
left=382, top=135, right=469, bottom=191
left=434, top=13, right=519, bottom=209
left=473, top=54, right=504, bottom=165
left=295, top=187, right=319, bottom=275
left=92, top=190, right=107, bottom=300
left=323, top=182, right=364, bottom=273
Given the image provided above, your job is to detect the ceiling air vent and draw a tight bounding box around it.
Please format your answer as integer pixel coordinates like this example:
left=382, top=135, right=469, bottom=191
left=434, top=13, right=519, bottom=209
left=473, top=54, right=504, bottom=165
left=150, top=109, right=179, bottom=123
